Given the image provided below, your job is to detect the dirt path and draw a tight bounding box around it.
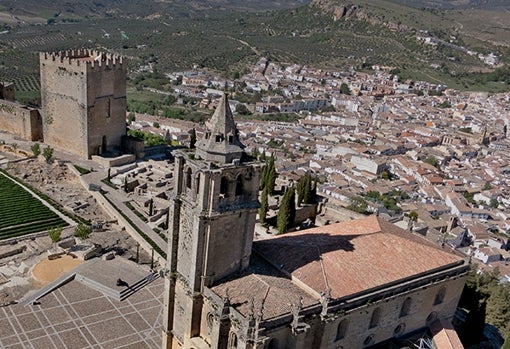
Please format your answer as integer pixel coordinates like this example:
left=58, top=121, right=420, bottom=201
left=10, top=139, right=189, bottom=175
left=32, top=255, right=83, bottom=285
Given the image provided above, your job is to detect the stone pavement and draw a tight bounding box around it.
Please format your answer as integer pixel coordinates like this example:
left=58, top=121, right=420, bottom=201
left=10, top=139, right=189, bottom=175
left=0, top=277, right=164, bottom=349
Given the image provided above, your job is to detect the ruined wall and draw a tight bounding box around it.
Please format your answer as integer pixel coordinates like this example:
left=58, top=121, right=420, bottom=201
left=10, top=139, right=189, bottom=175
left=0, top=100, right=42, bottom=141
left=40, top=50, right=126, bottom=158
left=0, top=83, right=15, bottom=102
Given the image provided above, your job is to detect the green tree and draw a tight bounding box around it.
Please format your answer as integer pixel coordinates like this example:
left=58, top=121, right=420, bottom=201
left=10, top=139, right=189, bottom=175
left=251, top=147, right=259, bottom=159
left=340, top=83, right=351, bottom=95
left=408, top=211, right=418, bottom=222
left=266, top=153, right=277, bottom=195
left=490, top=198, right=499, bottom=209
left=297, top=173, right=313, bottom=206
left=235, top=103, right=251, bottom=115
left=289, top=186, right=296, bottom=229
left=75, top=223, right=92, bottom=240
left=31, top=143, right=41, bottom=157
left=127, top=112, right=135, bottom=125
left=260, top=163, right=268, bottom=190
left=42, top=146, right=54, bottom=162
left=259, top=187, right=269, bottom=223
left=277, top=187, right=294, bottom=234
left=483, top=182, right=493, bottom=190
left=48, top=226, right=62, bottom=244
left=424, top=156, right=440, bottom=169
left=189, top=128, right=196, bottom=149
left=502, top=331, right=510, bottom=349
left=347, top=196, right=368, bottom=214
left=486, top=283, right=510, bottom=335
left=458, top=268, right=500, bottom=344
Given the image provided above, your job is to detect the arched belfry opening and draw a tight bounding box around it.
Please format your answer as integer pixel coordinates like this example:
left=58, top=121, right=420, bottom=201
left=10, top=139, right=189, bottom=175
left=235, top=175, right=244, bottom=196
left=220, top=176, right=229, bottom=198
left=186, top=168, right=192, bottom=190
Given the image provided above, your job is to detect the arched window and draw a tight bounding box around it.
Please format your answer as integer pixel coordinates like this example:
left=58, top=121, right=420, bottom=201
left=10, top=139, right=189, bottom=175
left=220, top=176, right=229, bottom=198
left=235, top=175, right=244, bottom=196
left=393, top=323, right=406, bottom=336
left=363, top=335, right=374, bottom=347
left=399, top=297, right=412, bottom=318
left=434, top=287, right=446, bottom=305
left=267, top=338, right=279, bottom=349
left=369, top=308, right=381, bottom=329
left=186, top=168, right=192, bottom=189
left=229, top=332, right=238, bottom=348
left=426, top=311, right=438, bottom=324
left=336, top=319, right=348, bottom=341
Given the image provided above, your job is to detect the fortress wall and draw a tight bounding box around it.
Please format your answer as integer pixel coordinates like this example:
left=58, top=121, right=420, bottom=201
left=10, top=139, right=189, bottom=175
left=0, top=100, right=42, bottom=141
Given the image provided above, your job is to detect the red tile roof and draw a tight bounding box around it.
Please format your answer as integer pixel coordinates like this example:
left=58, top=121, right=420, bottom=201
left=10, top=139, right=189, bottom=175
left=429, top=319, right=464, bottom=349
left=254, top=216, right=464, bottom=300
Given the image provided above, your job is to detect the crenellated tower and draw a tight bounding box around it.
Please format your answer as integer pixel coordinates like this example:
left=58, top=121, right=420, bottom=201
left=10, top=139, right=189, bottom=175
left=163, top=93, right=263, bottom=349
left=39, top=49, right=126, bottom=158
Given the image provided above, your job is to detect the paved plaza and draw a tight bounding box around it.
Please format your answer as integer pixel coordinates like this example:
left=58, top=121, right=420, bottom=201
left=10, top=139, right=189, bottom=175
left=0, top=273, right=164, bottom=348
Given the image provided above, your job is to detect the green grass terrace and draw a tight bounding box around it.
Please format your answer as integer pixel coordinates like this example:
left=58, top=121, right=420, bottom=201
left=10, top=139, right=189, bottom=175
left=0, top=171, right=69, bottom=240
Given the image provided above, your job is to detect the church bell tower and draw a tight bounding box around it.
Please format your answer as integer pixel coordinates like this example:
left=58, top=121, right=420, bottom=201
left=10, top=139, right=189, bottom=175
left=163, top=93, right=263, bottom=349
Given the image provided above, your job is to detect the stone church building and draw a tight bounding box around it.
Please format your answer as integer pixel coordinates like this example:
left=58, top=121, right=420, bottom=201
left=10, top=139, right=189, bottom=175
left=162, top=94, right=469, bottom=349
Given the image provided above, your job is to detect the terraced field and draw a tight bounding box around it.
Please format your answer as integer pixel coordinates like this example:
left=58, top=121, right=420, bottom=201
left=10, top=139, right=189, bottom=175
left=0, top=172, right=68, bottom=240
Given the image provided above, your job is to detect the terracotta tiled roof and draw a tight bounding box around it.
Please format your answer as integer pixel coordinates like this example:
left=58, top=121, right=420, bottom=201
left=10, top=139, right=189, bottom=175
left=254, top=216, right=464, bottom=300
left=211, top=254, right=318, bottom=320
left=429, top=319, right=464, bottom=349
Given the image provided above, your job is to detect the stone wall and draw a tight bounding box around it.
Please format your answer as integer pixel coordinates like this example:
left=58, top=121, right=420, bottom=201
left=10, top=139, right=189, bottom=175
left=197, top=263, right=467, bottom=349
left=0, top=100, right=42, bottom=141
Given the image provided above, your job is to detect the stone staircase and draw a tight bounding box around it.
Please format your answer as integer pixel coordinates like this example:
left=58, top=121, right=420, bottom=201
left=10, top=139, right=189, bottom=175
left=75, top=271, right=160, bottom=301
left=118, top=272, right=159, bottom=301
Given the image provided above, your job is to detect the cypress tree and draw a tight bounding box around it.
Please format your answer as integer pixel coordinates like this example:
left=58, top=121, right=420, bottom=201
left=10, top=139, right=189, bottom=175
left=297, top=176, right=305, bottom=206
left=312, top=175, right=318, bottom=198
left=267, top=153, right=277, bottom=195
left=259, top=187, right=269, bottom=223
left=277, top=188, right=292, bottom=234
left=252, top=147, right=259, bottom=159
left=260, top=164, right=268, bottom=190
left=289, top=186, right=296, bottom=227
left=189, top=128, right=196, bottom=149
left=303, top=173, right=312, bottom=204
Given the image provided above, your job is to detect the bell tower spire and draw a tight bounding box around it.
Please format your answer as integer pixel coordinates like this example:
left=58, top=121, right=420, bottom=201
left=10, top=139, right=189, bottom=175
left=195, top=93, right=244, bottom=164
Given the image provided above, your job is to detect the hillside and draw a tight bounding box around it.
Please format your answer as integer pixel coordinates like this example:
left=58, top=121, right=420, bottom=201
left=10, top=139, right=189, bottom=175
left=393, top=0, right=510, bottom=10
left=0, top=0, right=310, bottom=22
left=0, top=0, right=508, bottom=96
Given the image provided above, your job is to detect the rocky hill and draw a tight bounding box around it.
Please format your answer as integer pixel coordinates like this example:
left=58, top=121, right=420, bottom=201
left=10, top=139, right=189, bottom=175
left=394, top=0, right=510, bottom=10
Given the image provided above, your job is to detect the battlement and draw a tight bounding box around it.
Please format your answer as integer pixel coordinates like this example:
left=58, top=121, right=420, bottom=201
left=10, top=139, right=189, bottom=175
left=40, top=49, right=124, bottom=69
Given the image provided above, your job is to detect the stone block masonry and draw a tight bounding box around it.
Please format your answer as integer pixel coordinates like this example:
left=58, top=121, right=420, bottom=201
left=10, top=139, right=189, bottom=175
left=40, top=49, right=127, bottom=159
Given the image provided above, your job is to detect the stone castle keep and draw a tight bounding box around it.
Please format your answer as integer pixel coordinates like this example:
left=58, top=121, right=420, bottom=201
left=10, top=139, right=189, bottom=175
left=40, top=50, right=127, bottom=158
left=0, top=49, right=126, bottom=158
